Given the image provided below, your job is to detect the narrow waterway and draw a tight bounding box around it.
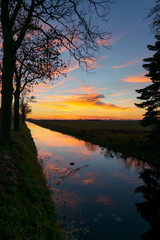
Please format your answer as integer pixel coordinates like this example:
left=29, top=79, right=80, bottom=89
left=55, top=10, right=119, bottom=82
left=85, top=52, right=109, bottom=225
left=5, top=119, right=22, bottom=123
left=27, top=122, right=159, bottom=240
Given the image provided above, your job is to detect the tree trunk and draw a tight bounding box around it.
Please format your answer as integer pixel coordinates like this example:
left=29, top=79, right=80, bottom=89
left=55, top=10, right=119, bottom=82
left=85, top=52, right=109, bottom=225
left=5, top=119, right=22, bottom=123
left=21, top=108, right=26, bottom=123
left=14, top=77, right=21, bottom=131
left=14, top=91, right=20, bottom=131
left=0, top=48, right=15, bottom=144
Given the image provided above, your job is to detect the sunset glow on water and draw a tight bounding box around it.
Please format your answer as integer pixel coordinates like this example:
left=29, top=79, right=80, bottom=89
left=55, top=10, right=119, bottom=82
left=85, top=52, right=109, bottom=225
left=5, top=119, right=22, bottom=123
left=27, top=122, right=152, bottom=240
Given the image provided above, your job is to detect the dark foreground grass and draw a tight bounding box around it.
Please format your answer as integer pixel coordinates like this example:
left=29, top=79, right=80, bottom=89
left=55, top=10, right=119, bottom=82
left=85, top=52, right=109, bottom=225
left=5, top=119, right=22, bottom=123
left=0, top=124, right=62, bottom=240
left=29, top=119, right=160, bottom=166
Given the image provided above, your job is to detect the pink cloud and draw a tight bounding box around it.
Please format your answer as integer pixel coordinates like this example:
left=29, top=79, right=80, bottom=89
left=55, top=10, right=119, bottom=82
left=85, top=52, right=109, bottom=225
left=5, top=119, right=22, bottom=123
left=97, top=36, right=111, bottom=46
left=97, top=32, right=128, bottom=47
left=53, top=79, right=66, bottom=88
left=83, top=57, right=104, bottom=70
left=56, top=84, right=107, bottom=95
left=112, top=59, right=142, bottom=69
left=33, top=79, right=66, bottom=93
left=107, top=92, right=127, bottom=97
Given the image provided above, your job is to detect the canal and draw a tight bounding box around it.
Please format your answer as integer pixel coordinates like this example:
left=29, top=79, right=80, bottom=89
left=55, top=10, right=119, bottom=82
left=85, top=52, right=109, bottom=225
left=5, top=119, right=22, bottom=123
left=27, top=121, right=159, bottom=240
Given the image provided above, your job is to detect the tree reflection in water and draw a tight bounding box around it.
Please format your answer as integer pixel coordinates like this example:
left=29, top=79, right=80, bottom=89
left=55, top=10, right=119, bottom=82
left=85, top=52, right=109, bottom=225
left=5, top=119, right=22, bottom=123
left=84, top=142, right=98, bottom=152
left=135, top=167, right=160, bottom=239
left=100, top=148, right=115, bottom=158
left=123, top=157, right=149, bottom=170
left=101, top=147, right=149, bottom=170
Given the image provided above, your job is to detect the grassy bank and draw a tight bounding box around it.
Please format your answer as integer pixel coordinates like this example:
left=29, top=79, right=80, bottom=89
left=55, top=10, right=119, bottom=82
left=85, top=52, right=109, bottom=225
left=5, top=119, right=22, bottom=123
left=29, top=119, right=160, bottom=166
left=0, top=124, right=62, bottom=240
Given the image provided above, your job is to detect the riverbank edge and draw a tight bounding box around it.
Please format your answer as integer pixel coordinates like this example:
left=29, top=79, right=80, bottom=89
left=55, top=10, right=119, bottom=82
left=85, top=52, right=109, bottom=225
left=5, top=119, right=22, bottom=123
left=29, top=120, right=160, bottom=167
left=0, top=124, right=62, bottom=240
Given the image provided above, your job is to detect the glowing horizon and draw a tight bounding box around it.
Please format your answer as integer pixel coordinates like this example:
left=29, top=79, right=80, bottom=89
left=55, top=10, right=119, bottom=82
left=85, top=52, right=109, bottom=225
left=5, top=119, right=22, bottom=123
left=26, top=0, right=155, bottom=121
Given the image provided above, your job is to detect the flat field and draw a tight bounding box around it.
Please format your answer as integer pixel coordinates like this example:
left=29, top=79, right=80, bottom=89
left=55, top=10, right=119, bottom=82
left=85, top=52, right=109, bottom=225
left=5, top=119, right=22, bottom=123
left=29, top=119, right=151, bottom=132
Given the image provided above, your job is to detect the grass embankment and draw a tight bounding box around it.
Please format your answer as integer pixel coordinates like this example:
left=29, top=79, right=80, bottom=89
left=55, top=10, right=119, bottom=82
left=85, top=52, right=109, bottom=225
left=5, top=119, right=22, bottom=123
left=0, top=124, right=62, bottom=240
left=29, top=120, right=160, bottom=165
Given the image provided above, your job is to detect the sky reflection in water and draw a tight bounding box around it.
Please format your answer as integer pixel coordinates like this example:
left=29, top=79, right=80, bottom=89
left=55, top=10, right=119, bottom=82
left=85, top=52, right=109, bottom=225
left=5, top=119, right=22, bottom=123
left=27, top=122, right=151, bottom=240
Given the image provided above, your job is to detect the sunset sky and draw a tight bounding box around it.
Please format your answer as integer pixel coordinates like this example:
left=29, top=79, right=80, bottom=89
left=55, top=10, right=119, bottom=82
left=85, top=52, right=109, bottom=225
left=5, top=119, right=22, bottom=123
left=30, top=0, right=155, bottom=120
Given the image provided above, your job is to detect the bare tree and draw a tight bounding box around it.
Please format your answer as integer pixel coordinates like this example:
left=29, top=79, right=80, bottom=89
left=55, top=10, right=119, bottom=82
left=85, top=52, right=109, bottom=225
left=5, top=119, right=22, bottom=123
left=20, top=93, right=36, bottom=123
left=13, top=35, right=66, bottom=130
left=0, top=0, right=112, bottom=143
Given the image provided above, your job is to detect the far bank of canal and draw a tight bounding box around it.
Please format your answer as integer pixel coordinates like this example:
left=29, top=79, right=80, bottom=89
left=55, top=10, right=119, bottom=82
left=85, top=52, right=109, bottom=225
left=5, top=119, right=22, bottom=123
left=27, top=121, right=160, bottom=240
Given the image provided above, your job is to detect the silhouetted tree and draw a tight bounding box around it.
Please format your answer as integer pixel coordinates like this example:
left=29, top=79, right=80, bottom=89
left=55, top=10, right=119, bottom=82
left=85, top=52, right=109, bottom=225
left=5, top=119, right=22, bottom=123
left=13, top=35, right=65, bottom=130
left=148, top=0, right=160, bottom=34
left=20, top=94, right=36, bottom=123
left=135, top=35, right=160, bottom=144
left=0, top=0, right=112, bottom=144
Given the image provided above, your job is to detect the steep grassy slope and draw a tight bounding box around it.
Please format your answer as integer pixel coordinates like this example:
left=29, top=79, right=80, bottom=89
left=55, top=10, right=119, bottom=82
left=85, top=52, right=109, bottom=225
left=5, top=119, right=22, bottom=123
left=0, top=124, right=62, bottom=240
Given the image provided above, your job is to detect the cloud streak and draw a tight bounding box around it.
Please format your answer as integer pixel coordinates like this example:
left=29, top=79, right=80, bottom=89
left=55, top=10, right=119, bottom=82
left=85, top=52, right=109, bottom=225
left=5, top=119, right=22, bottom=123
left=121, top=74, right=150, bottom=83
left=63, top=63, right=79, bottom=74
left=51, top=93, right=128, bottom=111
left=35, top=92, right=129, bottom=112
left=57, top=85, right=107, bottom=94
left=112, top=59, right=142, bottom=69
left=31, top=75, right=136, bottom=120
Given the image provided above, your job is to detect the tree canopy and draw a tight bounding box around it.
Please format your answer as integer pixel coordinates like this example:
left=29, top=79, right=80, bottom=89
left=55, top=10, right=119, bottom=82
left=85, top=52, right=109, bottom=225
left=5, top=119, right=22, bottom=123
left=0, top=0, right=112, bottom=143
left=148, top=0, right=160, bottom=34
left=135, top=35, right=160, bottom=142
left=13, top=34, right=66, bottom=130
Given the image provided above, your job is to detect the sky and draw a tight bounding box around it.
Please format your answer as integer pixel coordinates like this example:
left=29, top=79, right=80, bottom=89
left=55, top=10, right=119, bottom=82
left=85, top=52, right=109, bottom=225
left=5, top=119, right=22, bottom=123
left=30, top=0, right=156, bottom=120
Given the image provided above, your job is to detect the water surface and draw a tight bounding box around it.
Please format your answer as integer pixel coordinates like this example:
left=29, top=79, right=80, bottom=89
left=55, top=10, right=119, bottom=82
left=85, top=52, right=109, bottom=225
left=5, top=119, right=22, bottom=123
left=27, top=122, right=157, bottom=240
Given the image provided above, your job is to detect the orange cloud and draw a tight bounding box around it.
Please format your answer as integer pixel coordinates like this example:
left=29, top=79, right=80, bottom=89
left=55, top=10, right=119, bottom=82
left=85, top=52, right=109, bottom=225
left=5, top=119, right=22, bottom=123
left=31, top=86, right=135, bottom=122
left=33, top=79, right=66, bottom=93
left=34, top=84, right=54, bottom=93
left=64, top=93, right=127, bottom=110
left=82, top=57, right=104, bottom=70
left=84, top=58, right=96, bottom=64
left=112, top=59, right=142, bottom=69
left=122, top=74, right=150, bottom=83
left=30, top=74, right=139, bottom=120
left=88, top=63, right=103, bottom=70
